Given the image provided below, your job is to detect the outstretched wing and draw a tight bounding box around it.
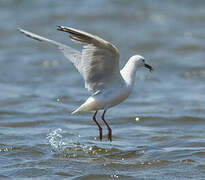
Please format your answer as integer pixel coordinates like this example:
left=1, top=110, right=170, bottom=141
left=57, top=26, right=123, bottom=92
left=18, top=28, right=83, bottom=75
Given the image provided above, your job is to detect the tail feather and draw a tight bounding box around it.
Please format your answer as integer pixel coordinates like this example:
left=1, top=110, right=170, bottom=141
left=71, top=97, right=97, bottom=114
left=71, top=107, right=81, bottom=115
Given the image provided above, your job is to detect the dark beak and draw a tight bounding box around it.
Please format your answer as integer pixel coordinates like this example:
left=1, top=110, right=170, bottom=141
left=144, top=63, right=153, bottom=72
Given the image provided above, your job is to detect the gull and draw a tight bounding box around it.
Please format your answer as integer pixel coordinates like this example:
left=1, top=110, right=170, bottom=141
left=18, top=26, right=153, bottom=141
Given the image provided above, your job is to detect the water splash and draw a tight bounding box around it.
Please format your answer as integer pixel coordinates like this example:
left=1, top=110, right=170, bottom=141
left=46, top=128, right=67, bottom=152
left=46, top=128, right=120, bottom=158
left=46, top=128, right=90, bottom=157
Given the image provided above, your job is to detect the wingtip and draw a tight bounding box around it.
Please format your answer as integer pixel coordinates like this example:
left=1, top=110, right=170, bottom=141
left=18, top=28, right=27, bottom=35
left=57, top=26, right=73, bottom=34
left=17, top=28, right=23, bottom=32
left=57, top=25, right=65, bottom=31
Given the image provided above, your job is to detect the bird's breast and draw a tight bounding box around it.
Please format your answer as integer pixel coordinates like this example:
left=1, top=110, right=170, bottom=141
left=94, top=85, right=132, bottom=110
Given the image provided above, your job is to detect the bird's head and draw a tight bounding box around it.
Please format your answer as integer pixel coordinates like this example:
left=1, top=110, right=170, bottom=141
left=130, top=55, right=153, bottom=72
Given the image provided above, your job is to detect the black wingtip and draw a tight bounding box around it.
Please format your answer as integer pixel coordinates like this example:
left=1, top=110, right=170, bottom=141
left=57, top=25, right=61, bottom=31
left=57, top=26, right=66, bottom=32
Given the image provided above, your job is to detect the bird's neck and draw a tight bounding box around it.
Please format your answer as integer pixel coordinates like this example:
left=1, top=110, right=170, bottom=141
left=120, top=60, right=137, bottom=88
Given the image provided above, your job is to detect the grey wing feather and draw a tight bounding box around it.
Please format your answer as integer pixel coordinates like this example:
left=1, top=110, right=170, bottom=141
left=18, top=28, right=83, bottom=75
left=57, top=26, right=123, bottom=92
left=82, top=44, right=120, bottom=91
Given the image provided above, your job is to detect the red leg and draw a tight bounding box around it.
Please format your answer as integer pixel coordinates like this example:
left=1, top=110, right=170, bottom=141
left=92, top=111, right=102, bottom=141
left=101, top=110, right=112, bottom=141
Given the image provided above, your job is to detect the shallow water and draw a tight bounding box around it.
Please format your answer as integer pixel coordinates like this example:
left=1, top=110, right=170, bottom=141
left=1, top=0, right=205, bottom=179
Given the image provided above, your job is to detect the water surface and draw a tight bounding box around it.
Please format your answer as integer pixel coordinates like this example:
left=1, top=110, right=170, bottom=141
left=0, top=0, right=205, bottom=179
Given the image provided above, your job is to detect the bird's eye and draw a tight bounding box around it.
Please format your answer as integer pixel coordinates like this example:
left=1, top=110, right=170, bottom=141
left=142, top=59, right=145, bottom=63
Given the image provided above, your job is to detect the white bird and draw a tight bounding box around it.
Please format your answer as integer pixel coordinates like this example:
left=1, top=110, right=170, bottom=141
left=18, top=26, right=153, bottom=141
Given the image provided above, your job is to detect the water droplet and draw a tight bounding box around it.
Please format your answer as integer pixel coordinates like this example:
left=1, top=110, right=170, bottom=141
left=135, top=117, right=140, bottom=121
left=46, top=128, right=67, bottom=152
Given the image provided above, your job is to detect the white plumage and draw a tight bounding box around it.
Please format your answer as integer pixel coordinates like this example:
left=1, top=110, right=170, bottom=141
left=18, top=26, right=152, bottom=141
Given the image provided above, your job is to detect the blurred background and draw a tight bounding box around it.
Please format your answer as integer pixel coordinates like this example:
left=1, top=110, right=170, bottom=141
left=0, top=0, right=205, bottom=179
